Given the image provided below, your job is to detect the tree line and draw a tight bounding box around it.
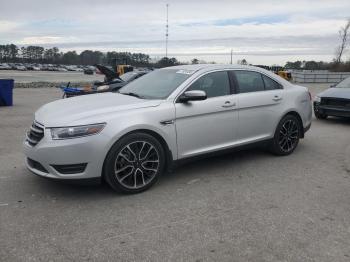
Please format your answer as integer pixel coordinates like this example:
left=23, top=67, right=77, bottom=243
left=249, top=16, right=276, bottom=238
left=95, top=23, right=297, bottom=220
left=0, top=44, right=182, bottom=68
left=284, top=60, right=350, bottom=71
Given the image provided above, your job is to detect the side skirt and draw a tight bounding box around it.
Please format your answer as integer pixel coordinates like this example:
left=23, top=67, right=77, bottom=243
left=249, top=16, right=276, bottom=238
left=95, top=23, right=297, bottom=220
left=167, top=139, right=272, bottom=172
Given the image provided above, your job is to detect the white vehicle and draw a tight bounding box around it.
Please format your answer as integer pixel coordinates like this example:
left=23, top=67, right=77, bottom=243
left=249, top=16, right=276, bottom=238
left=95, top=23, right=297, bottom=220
left=0, top=63, right=11, bottom=70
left=24, top=64, right=312, bottom=193
left=16, top=65, right=27, bottom=71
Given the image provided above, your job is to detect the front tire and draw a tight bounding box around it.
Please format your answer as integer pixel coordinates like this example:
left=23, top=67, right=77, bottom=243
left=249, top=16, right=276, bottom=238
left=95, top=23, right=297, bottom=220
left=270, top=115, right=301, bottom=156
left=104, top=132, right=165, bottom=194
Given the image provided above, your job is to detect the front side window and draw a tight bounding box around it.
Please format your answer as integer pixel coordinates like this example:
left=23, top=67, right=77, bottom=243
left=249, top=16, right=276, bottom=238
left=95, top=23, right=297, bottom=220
left=234, top=71, right=265, bottom=93
left=187, top=71, right=231, bottom=98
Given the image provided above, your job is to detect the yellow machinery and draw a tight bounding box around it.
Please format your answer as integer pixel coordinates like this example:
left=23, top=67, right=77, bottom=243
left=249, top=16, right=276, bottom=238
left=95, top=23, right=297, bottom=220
left=116, top=65, right=134, bottom=76
left=255, top=65, right=292, bottom=81
left=277, top=71, right=292, bottom=81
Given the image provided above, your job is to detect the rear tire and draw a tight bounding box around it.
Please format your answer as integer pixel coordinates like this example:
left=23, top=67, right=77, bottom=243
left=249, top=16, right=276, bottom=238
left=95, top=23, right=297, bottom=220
left=104, top=132, right=165, bottom=194
left=269, top=115, right=301, bottom=156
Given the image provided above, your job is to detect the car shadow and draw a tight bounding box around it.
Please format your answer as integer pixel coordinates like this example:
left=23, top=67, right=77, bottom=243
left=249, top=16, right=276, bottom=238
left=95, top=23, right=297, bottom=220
left=161, top=147, right=270, bottom=183
left=316, top=116, right=350, bottom=125
left=29, top=147, right=270, bottom=199
left=30, top=175, right=118, bottom=199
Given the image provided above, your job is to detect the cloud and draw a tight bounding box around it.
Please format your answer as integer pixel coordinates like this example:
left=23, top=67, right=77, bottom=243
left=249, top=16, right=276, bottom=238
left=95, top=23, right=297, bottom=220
left=0, top=20, right=20, bottom=32
left=181, top=15, right=290, bottom=27
left=0, top=0, right=349, bottom=64
left=18, top=36, right=79, bottom=45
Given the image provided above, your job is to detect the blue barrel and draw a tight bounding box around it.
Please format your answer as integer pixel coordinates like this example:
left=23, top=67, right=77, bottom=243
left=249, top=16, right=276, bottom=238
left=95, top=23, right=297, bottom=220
left=0, top=79, right=14, bottom=106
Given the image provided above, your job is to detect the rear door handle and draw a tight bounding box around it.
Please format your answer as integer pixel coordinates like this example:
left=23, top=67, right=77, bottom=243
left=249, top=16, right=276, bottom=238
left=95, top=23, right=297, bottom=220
left=222, top=101, right=236, bottom=108
left=273, top=96, right=282, bottom=101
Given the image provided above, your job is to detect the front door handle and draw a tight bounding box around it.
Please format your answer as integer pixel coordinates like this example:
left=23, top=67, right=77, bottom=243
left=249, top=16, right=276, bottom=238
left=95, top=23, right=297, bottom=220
left=272, top=96, right=282, bottom=101
left=222, top=101, right=236, bottom=108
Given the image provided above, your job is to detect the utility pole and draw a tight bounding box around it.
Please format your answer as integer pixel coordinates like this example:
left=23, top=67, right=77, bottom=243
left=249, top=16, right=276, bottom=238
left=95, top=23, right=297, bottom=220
left=230, top=49, right=233, bottom=64
left=165, top=4, right=169, bottom=58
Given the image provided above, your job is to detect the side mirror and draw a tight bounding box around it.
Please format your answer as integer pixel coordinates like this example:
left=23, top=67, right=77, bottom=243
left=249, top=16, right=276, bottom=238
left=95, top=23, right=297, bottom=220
left=178, top=90, right=207, bottom=103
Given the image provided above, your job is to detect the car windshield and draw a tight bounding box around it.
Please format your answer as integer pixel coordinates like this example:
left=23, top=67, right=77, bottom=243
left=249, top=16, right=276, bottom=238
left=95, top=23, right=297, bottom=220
left=120, top=72, right=138, bottom=82
left=119, top=69, right=193, bottom=99
left=336, top=77, right=350, bottom=88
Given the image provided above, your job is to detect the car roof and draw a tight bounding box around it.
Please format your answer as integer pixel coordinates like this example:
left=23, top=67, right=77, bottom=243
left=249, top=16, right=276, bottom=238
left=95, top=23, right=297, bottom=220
left=164, top=64, right=266, bottom=73
left=163, top=64, right=291, bottom=86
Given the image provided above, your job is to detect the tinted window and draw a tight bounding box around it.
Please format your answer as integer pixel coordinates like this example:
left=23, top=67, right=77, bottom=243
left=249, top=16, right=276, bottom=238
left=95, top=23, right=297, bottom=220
left=262, top=75, right=282, bottom=90
left=134, top=73, right=146, bottom=79
left=235, top=71, right=264, bottom=93
left=187, top=71, right=230, bottom=98
left=120, top=72, right=138, bottom=82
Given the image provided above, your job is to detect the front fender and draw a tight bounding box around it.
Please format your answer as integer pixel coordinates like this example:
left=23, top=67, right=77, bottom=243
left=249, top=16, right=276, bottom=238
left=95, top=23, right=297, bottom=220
left=99, top=103, right=177, bottom=174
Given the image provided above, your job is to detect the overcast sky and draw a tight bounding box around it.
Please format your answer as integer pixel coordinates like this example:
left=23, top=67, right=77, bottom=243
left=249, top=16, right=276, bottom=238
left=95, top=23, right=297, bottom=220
left=0, top=0, right=349, bottom=65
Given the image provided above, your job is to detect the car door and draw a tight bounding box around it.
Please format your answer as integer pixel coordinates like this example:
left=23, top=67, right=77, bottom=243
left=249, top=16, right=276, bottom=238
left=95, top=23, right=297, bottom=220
left=231, top=70, right=284, bottom=143
left=175, top=70, right=238, bottom=159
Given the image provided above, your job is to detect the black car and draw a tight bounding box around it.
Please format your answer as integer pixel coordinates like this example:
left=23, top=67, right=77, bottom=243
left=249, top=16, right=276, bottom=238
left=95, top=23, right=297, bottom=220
left=94, top=64, right=148, bottom=92
left=84, top=68, right=94, bottom=75
left=313, top=77, right=350, bottom=119
left=62, top=65, right=148, bottom=98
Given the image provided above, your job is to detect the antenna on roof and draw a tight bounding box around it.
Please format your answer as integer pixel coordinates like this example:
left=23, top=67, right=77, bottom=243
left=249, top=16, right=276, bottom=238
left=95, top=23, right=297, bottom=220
left=165, top=4, right=169, bottom=58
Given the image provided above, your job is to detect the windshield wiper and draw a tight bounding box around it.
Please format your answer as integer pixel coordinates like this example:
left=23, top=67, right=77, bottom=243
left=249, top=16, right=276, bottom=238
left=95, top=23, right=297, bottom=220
left=119, top=92, right=144, bottom=99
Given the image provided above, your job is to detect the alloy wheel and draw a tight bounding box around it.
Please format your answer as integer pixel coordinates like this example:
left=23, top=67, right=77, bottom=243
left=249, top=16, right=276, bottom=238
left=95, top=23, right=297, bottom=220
left=278, top=119, right=299, bottom=153
left=114, top=141, right=160, bottom=189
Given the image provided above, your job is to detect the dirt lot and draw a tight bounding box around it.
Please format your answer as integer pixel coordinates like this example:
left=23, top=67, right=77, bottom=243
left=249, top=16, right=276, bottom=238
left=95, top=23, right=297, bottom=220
left=1, top=85, right=350, bottom=261
left=0, top=70, right=103, bottom=83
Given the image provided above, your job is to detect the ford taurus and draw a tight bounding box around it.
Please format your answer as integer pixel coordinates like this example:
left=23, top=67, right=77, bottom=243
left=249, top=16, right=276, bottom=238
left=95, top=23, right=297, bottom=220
left=24, top=65, right=312, bottom=193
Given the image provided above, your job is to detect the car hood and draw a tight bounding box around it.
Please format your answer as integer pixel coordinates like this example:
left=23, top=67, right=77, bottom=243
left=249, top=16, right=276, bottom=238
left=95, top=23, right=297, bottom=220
left=95, top=64, right=121, bottom=82
left=318, top=87, right=350, bottom=99
left=35, top=92, right=162, bottom=127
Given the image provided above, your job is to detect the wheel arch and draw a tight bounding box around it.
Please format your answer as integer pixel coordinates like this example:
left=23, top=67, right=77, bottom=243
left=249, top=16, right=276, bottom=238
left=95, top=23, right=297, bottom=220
left=130, top=129, right=174, bottom=167
left=101, top=129, right=174, bottom=179
left=281, top=111, right=305, bottom=138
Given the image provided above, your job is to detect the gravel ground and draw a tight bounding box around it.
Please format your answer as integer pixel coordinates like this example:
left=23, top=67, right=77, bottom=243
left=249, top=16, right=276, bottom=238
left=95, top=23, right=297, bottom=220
left=0, top=85, right=350, bottom=262
left=0, top=70, right=104, bottom=89
left=0, top=70, right=104, bottom=84
left=14, top=82, right=93, bottom=89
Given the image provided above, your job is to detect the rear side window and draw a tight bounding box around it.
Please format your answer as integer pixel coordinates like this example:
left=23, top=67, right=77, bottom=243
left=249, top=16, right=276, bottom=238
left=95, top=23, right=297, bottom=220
left=187, top=71, right=230, bottom=98
left=234, top=71, right=265, bottom=93
left=262, top=75, right=282, bottom=90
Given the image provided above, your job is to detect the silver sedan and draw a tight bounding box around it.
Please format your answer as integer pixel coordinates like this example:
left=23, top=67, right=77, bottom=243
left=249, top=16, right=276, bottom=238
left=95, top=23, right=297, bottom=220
left=24, top=64, right=312, bottom=193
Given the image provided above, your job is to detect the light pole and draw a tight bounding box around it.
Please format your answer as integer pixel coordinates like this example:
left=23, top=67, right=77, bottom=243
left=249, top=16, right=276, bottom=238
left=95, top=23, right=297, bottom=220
left=230, top=49, right=233, bottom=64
left=165, top=4, right=169, bottom=58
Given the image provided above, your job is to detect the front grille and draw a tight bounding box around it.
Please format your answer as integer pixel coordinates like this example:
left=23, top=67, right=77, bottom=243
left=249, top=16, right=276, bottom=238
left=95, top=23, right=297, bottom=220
left=51, top=163, right=87, bottom=174
left=26, top=121, right=44, bottom=146
left=321, top=97, right=350, bottom=109
left=27, top=158, right=48, bottom=173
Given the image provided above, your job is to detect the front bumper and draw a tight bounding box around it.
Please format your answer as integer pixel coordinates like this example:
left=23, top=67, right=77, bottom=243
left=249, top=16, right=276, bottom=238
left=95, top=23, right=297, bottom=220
left=314, top=102, right=350, bottom=117
left=23, top=128, right=110, bottom=180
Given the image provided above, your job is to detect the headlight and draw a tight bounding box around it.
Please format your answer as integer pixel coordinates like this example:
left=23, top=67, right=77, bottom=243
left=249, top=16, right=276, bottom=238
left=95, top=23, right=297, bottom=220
left=50, top=123, right=106, bottom=140
left=314, top=96, right=321, bottom=103
left=97, top=85, right=109, bottom=91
